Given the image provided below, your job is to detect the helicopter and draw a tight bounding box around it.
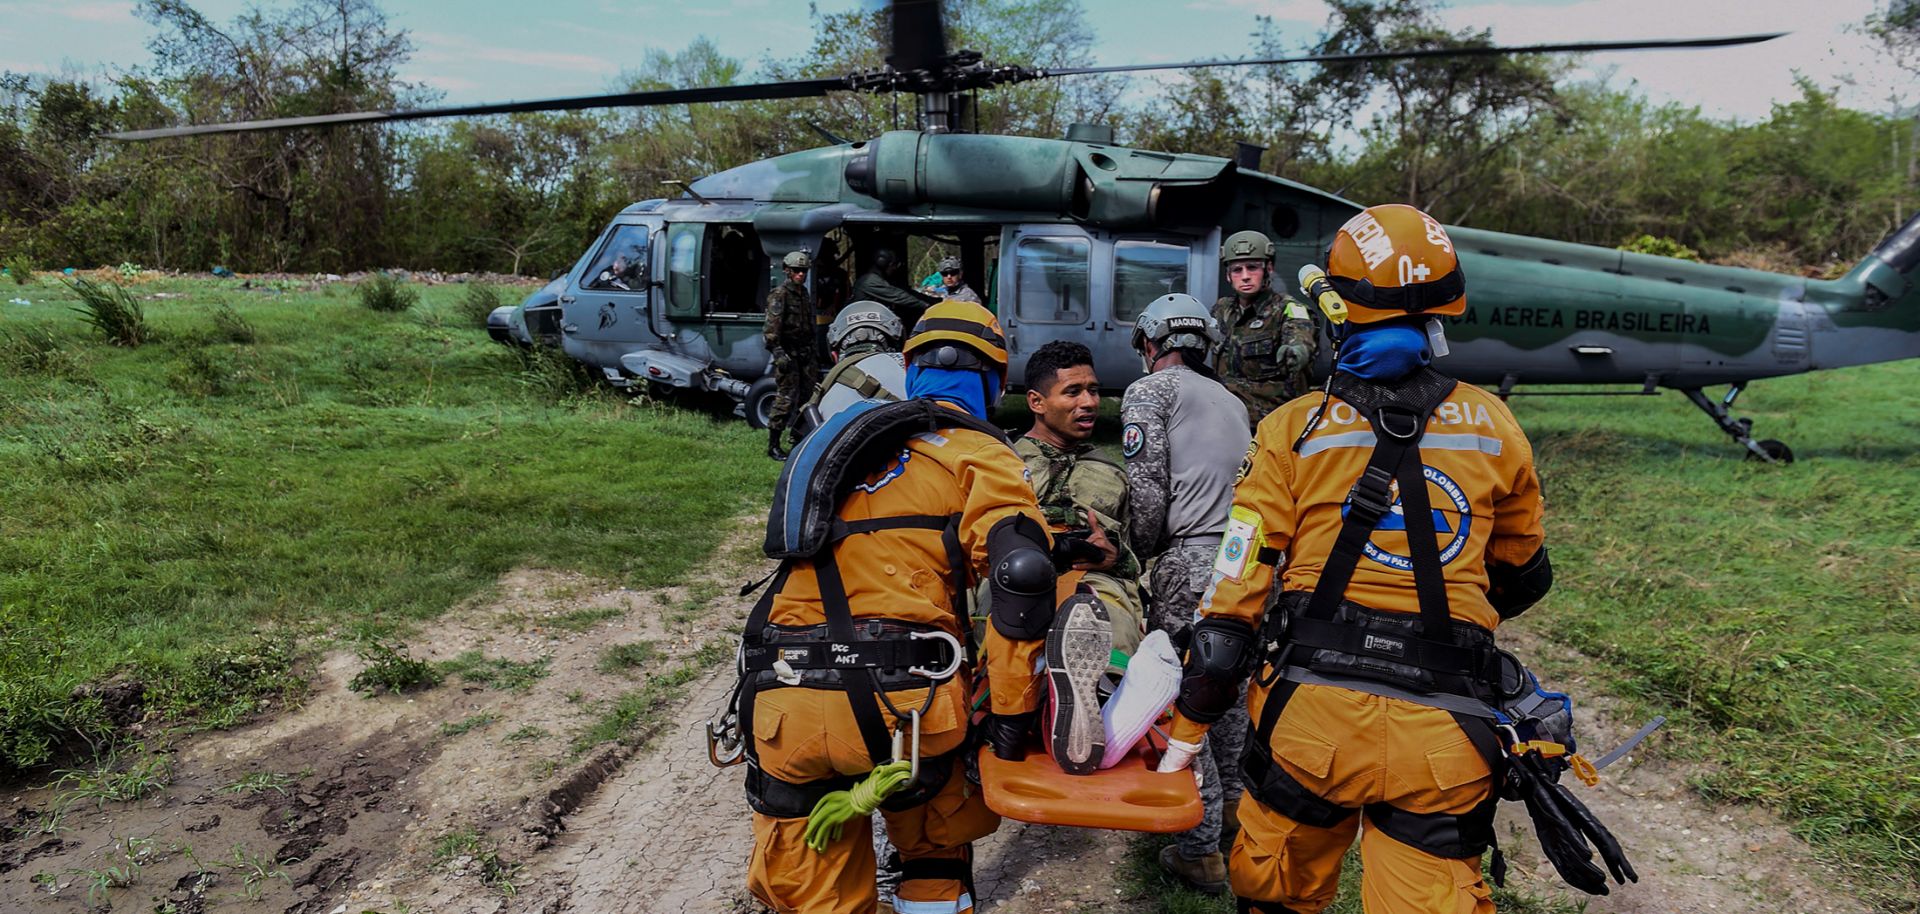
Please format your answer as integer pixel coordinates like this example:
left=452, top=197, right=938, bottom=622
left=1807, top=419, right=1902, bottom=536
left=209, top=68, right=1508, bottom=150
left=108, top=1, right=1920, bottom=464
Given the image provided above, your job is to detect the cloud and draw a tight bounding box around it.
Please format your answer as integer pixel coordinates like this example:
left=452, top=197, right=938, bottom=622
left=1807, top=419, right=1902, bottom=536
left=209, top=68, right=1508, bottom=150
left=1199, top=0, right=1331, bottom=22
left=417, top=73, right=481, bottom=93
left=0, top=0, right=135, bottom=23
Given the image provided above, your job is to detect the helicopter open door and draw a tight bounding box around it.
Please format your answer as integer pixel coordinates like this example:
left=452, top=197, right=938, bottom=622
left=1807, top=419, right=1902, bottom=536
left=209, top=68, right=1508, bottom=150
left=999, top=224, right=1214, bottom=389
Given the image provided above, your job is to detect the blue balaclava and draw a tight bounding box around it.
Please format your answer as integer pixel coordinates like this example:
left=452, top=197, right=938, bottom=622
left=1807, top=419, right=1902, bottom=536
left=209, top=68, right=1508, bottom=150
left=906, top=363, right=1003, bottom=420
left=1335, top=319, right=1432, bottom=382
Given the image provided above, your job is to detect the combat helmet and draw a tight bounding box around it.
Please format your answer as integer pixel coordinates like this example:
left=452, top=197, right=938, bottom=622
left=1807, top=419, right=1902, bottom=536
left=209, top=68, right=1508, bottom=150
left=1324, top=204, right=1465, bottom=324
left=782, top=250, right=812, bottom=271
left=905, top=300, right=1008, bottom=379
left=937, top=255, right=963, bottom=273
left=828, top=301, right=903, bottom=352
left=1220, top=230, right=1275, bottom=264
left=1131, top=293, right=1222, bottom=353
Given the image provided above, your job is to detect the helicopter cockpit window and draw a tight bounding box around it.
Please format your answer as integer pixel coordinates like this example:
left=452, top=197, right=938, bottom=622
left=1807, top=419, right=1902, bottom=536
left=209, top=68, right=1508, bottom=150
left=1014, top=237, right=1090, bottom=324
left=585, top=225, right=649, bottom=292
left=1113, top=240, right=1190, bottom=323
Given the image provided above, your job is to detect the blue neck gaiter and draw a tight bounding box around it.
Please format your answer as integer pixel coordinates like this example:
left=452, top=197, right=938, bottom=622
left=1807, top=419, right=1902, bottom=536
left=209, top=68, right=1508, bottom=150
left=906, top=364, right=1001, bottom=420
left=1336, top=322, right=1432, bottom=382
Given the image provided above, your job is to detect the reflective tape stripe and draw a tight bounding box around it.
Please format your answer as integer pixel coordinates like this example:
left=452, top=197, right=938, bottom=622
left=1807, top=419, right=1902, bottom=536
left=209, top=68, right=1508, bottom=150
left=892, top=893, right=973, bottom=914
left=1298, top=430, right=1503, bottom=458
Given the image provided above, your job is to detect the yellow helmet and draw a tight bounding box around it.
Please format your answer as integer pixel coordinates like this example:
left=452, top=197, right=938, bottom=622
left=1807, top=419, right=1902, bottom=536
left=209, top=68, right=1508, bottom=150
left=1325, top=203, right=1466, bottom=324
left=904, top=300, right=1009, bottom=378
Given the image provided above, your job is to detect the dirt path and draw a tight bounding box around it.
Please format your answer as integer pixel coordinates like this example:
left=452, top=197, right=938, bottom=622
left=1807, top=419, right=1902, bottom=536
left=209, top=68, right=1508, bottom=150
left=0, top=527, right=1883, bottom=914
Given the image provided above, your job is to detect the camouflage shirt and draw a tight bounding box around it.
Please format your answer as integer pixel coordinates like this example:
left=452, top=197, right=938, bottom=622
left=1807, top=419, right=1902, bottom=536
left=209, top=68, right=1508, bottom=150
left=763, top=279, right=815, bottom=355
left=1211, top=288, right=1318, bottom=421
left=1119, top=365, right=1251, bottom=561
left=1014, top=436, right=1139, bottom=580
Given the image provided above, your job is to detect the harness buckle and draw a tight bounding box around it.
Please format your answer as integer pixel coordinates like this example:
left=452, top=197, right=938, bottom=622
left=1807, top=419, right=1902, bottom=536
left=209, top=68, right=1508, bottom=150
left=706, top=711, right=746, bottom=768
left=907, top=630, right=964, bottom=681
left=1345, top=465, right=1396, bottom=526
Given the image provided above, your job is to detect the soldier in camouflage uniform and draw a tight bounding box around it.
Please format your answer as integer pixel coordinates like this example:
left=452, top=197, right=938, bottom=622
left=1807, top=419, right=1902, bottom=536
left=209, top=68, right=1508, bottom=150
left=763, top=250, right=817, bottom=460
left=1012, top=341, right=1145, bottom=667
left=1121, top=294, right=1253, bottom=894
left=1212, top=230, right=1318, bottom=423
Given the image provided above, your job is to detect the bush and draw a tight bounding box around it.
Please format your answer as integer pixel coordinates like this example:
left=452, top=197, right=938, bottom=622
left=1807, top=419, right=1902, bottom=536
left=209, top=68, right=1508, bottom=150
left=460, top=283, right=503, bottom=327
left=150, top=636, right=302, bottom=729
left=3, top=252, right=33, bottom=284
left=348, top=639, right=441, bottom=696
left=0, top=326, right=83, bottom=377
left=66, top=277, right=148, bottom=346
left=0, top=618, right=115, bottom=774
left=1618, top=234, right=1702, bottom=262
left=358, top=273, right=418, bottom=313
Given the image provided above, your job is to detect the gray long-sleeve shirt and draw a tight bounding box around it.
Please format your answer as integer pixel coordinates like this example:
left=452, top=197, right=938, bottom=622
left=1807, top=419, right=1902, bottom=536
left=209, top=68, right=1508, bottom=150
left=1120, top=365, right=1252, bottom=560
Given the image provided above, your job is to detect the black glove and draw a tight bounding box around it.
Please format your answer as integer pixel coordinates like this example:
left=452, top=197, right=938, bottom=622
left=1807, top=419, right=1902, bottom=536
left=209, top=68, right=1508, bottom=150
left=1511, top=753, right=1638, bottom=895
left=985, top=711, right=1037, bottom=761
left=1049, top=532, right=1105, bottom=570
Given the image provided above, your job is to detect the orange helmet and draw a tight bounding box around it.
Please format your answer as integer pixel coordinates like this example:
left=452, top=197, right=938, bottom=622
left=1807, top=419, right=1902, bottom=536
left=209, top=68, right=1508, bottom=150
left=904, top=300, right=1009, bottom=379
left=1325, top=203, right=1466, bottom=324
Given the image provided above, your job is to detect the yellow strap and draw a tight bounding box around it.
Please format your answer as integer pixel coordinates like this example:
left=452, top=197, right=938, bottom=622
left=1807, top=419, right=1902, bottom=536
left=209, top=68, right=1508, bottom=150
left=1509, top=739, right=1569, bottom=759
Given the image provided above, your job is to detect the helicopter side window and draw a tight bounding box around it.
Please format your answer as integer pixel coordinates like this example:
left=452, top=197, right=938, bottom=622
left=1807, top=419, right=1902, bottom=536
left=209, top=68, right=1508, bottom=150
left=584, top=225, right=650, bottom=292
left=666, top=224, right=702, bottom=319
left=1014, top=237, right=1089, bottom=324
left=1113, top=240, right=1190, bottom=324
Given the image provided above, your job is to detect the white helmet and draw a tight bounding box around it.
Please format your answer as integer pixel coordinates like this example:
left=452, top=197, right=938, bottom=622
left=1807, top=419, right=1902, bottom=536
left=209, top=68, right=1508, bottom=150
left=828, top=301, right=903, bottom=351
left=1131, top=293, right=1221, bottom=353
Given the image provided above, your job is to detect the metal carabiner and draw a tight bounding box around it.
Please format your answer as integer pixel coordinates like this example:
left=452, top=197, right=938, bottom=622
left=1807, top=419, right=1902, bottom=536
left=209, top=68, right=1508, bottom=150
left=890, top=708, right=923, bottom=787
left=707, top=712, right=746, bottom=768
left=906, top=629, right=964, bottom=681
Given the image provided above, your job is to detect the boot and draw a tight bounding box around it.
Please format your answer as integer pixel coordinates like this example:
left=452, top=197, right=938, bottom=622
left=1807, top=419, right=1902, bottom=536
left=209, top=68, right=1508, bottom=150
left=1220, top=796, right=1242, bottom=855
left=767, top=426, right=788, bottom=461
left=1159, top=844, right=1229, bottom=895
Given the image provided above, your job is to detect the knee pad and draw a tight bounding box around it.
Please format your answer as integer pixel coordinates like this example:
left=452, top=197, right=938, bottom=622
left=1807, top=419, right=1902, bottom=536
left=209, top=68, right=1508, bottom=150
left=1487, top=546, right=1552, bottom=620
left=1175, top=617, right=1257, bottom=724
left=988, top=515, right=1055, bottom=639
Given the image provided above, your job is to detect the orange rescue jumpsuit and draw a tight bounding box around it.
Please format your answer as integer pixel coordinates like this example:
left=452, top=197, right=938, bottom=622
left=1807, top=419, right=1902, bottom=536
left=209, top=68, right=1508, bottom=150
left=747, top=405, right=1048, bottom=914
left=1171, top=379, right=1545, bottom=913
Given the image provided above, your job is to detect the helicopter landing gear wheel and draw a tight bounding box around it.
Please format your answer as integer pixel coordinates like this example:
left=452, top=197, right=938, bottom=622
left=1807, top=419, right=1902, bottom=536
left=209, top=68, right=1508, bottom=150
left=1746, top=439, right=1794, bottom=464
left=744, top=376, right=779, bottom=430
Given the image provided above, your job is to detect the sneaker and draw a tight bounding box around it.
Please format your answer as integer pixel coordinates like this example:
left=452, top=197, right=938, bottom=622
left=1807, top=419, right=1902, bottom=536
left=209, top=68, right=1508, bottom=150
left=1046, top=592, right=1111, bottom=775
left=1099, top=628, right=1181, bottom=769
left=1158, top=844, right=1229, bottom=895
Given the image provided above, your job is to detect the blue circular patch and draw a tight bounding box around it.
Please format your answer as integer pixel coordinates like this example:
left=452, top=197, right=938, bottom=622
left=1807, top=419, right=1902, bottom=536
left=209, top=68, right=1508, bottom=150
left=1361, top=464, right=1473, bottom=570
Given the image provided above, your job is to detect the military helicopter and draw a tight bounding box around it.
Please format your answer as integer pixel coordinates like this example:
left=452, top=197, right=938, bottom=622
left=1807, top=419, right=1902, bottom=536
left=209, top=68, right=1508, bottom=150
left=109, top=2, right=1920, bottom=463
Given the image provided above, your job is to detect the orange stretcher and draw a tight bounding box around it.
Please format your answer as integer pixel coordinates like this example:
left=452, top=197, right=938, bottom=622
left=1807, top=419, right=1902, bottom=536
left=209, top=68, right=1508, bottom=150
left=976, top=736, right=1203, bottom=833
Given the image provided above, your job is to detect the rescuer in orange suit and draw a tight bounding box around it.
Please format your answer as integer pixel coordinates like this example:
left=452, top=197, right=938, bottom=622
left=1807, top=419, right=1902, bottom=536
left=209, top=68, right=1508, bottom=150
left=743, top=300, right=1057, bottom=914
left=1157, top=204, right=1554, bottom=913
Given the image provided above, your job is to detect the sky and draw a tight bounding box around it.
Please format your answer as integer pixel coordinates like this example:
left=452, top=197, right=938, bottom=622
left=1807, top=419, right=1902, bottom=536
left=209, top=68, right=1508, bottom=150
left=0, top=0, right=1907, bottom=123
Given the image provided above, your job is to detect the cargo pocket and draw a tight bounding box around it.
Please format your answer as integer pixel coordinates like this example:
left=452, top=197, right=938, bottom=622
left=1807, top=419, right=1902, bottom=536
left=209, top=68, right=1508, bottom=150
left=1449, top=856, right=1495, bottom=914
left=1426, top=736, right=1491, bottom=792
left=1271, top=720, right=1337, bottom=781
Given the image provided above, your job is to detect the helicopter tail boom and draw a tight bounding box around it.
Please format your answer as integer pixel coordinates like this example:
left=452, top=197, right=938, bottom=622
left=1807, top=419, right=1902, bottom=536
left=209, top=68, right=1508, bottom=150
left=1807, top=210, right=1920, bottom=372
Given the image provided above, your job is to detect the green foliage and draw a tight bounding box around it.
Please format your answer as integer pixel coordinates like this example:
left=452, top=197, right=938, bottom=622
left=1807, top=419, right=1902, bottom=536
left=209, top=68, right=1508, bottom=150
left=0, top=616, right=113, bottom=773
left=438, top=651, right=551, bottom=692
left=595, top=641, right=658, bottom=675
left=458, top=283, right=503, bottom=327
left=1618, top=234, right=1701, bottom=261
left=66, top=277, right=148, bottom=346
left=439, top=712, right=498, bottom=737
left=348, top=640, right=442, bottom=696
left=209, top=301, right=257, bottom=343
left=4, top=252, right=33, bottom=284
left=217, top=768, right=304, bottom=796
left=49, top=748, right=173, bottom=812
left=358, top=273, right=418, bottom=313
left=148, top=635, right=301, bottom=729
left=0, top=325, right=83, bottom=377
left=574, top=640, right=729, bottom=752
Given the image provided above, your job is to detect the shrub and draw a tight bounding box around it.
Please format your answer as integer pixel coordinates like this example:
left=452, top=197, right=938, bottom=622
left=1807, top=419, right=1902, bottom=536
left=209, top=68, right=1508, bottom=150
left=66, top=278, right=148, bottom=346
left=1618, top=234, right=1702, bottom=262
left=3, top=252, right=33, bottom=284
left=0, top=326, right=82, bottom=377
left=149, top=636, right=302, bottom=729
left=0, top=618, right=115, bottom=774
left=348, top=639, right=441, bottom=696
left=358, top=273, right=418, bottom=313
left=460, top=283, right=503, bottom=327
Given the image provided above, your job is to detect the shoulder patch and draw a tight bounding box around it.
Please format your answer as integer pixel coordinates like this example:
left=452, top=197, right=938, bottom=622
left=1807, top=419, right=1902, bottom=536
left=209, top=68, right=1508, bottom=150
left=1284, top=301, right=1310, bottom=320
left=1121, top=423, right=1145, bottom=457
left=1235, top=439, right=1259, bottom=484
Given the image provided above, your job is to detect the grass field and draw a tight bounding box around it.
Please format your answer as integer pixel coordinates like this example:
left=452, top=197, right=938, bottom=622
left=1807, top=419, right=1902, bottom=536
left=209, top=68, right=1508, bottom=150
left=0, top=276, right=778, bottom=773
left=3, top=277, right=1916, bottom=906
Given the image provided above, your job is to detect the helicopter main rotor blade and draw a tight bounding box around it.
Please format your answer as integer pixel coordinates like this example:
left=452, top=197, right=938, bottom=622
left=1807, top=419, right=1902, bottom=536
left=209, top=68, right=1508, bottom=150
left=888, top=0, right=949, bottom=75
left=104, top=77, right=847, bottom=141
left=1042, top=32, right=1787, bottom=78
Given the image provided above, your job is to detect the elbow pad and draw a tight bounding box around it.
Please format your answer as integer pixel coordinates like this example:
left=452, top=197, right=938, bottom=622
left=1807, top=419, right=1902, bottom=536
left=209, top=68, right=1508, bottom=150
left=988, top=515, right=1056, bottom=639
left=1175, top=617, right=1258, bottom=724
left=1488, top=547, right=1553, bottom=620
